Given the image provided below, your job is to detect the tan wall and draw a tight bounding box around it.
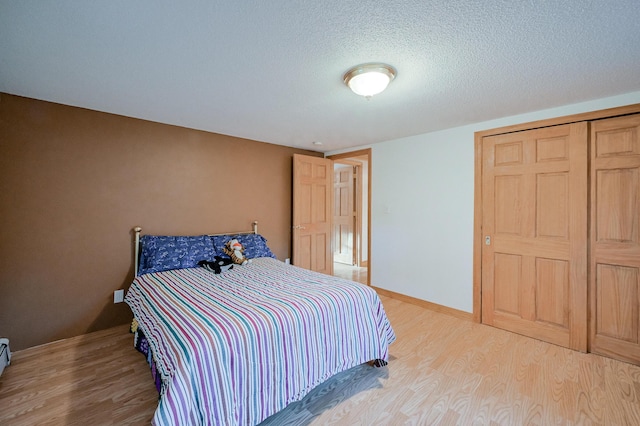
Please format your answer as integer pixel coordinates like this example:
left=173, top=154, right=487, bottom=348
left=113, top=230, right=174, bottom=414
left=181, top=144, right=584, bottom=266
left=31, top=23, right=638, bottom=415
left=0, top=93, right=322, bottom=351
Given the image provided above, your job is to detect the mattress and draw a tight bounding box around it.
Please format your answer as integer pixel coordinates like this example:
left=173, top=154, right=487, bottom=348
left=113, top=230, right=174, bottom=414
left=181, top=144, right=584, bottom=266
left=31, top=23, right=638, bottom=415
left=125, top=257, right=395, bottom=425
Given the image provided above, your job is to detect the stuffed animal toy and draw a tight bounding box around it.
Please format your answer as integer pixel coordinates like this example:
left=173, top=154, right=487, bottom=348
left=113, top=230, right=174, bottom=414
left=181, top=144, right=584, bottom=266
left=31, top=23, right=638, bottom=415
left=223, top=239, right=250, bottom=266
left=198, top=256, right=234, bottom=274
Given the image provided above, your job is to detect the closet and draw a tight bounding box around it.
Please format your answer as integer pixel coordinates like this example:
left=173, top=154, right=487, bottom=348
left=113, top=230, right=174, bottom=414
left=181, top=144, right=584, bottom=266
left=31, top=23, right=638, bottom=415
left=590, top=114, right=640, bottom=364
left=474, top=105, right=640, bottom=365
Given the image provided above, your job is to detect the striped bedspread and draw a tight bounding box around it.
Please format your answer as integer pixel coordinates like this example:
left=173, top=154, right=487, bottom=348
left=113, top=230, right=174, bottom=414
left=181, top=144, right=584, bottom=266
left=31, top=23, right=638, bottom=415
left=125, top=257, right=396, bottom=426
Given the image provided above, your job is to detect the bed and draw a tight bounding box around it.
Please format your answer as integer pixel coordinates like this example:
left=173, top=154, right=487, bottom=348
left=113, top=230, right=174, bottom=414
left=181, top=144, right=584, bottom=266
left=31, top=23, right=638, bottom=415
left=124, top=222, right=396, bottom=425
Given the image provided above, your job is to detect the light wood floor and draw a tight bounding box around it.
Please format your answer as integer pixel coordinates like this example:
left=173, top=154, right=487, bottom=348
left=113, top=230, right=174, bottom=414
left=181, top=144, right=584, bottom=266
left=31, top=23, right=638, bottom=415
left=1, top=295, right=640, bottom=425
left=333, top=262, right=368, bottom=285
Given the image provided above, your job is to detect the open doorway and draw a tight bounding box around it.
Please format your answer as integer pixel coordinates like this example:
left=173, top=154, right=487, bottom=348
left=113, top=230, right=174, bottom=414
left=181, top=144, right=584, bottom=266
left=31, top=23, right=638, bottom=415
left=327, top=149, right=371, bottom=286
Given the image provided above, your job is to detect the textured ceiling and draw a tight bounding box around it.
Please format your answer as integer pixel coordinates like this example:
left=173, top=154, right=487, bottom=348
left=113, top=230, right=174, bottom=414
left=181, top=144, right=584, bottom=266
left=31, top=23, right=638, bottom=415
left=1, top=1, right=640, bottom=152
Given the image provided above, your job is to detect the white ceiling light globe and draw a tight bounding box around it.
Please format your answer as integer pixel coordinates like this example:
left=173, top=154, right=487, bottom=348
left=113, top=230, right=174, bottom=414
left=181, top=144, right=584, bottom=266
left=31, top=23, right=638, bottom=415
left=344, top=64, right=396, bottom=98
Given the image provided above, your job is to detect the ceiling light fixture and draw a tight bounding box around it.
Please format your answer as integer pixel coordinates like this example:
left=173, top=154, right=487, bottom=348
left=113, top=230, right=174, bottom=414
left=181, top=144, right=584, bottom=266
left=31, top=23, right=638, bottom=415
left=343, top=63, right=396, bottom=98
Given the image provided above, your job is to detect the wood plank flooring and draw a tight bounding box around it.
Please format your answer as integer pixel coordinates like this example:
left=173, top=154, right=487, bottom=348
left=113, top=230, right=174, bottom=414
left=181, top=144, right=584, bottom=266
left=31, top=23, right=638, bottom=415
left=0, top=325, right=158, bottom=425
left=333, top=262, right=368, bottom=285
left=1, top=295, right=640, bottom=425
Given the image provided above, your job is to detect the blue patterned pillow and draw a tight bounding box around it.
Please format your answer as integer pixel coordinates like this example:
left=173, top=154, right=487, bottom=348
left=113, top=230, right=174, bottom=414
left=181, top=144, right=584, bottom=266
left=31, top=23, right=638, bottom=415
left=211, top=234, right=276, bottom=260
left=139, top=235, right=216, bottom=275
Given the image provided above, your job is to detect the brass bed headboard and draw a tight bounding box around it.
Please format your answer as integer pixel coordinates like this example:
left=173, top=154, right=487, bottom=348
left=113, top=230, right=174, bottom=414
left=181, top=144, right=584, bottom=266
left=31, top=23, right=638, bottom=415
left=133, top=221, right=258, bottom=277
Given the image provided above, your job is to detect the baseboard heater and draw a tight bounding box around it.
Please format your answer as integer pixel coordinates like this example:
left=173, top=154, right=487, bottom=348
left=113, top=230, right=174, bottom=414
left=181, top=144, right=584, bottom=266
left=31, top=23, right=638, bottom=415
left=0, top=338, right=10, bottom=377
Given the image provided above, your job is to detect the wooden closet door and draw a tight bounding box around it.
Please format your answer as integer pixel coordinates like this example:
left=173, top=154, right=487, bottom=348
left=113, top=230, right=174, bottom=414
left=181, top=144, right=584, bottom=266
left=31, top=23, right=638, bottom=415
left=590, top=114, right=640, bottom=365
left=482, top=123, right=588, bottom=351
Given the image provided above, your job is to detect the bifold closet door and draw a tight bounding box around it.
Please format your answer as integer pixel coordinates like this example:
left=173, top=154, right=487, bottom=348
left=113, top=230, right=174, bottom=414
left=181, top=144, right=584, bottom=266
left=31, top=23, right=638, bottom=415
left=590, top=114, right=640, bottom=365
left=482, top=123, right=588, bottom=351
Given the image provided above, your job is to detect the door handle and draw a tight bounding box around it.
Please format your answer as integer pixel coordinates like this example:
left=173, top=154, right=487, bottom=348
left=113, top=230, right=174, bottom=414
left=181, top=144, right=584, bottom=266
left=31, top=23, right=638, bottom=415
left=485, top=236, right=491, bottom=246
left=292, top=225, right=306, bottom=230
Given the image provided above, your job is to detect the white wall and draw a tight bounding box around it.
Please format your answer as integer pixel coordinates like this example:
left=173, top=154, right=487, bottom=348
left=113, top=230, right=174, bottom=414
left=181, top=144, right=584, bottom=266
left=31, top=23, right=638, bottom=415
left=330, top=91, right=640, bottom=313
left=371, top=124, right=474, bottom=310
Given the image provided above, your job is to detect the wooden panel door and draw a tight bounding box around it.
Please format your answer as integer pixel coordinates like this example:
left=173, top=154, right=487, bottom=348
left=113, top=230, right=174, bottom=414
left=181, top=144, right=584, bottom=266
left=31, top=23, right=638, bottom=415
left=482, top=123, right=588, bottom=351
left=292, top=154, right=333, bottom=275
left=590, top=114, right=640, bottom=364
left=333, top=165, right=355, bottom=265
